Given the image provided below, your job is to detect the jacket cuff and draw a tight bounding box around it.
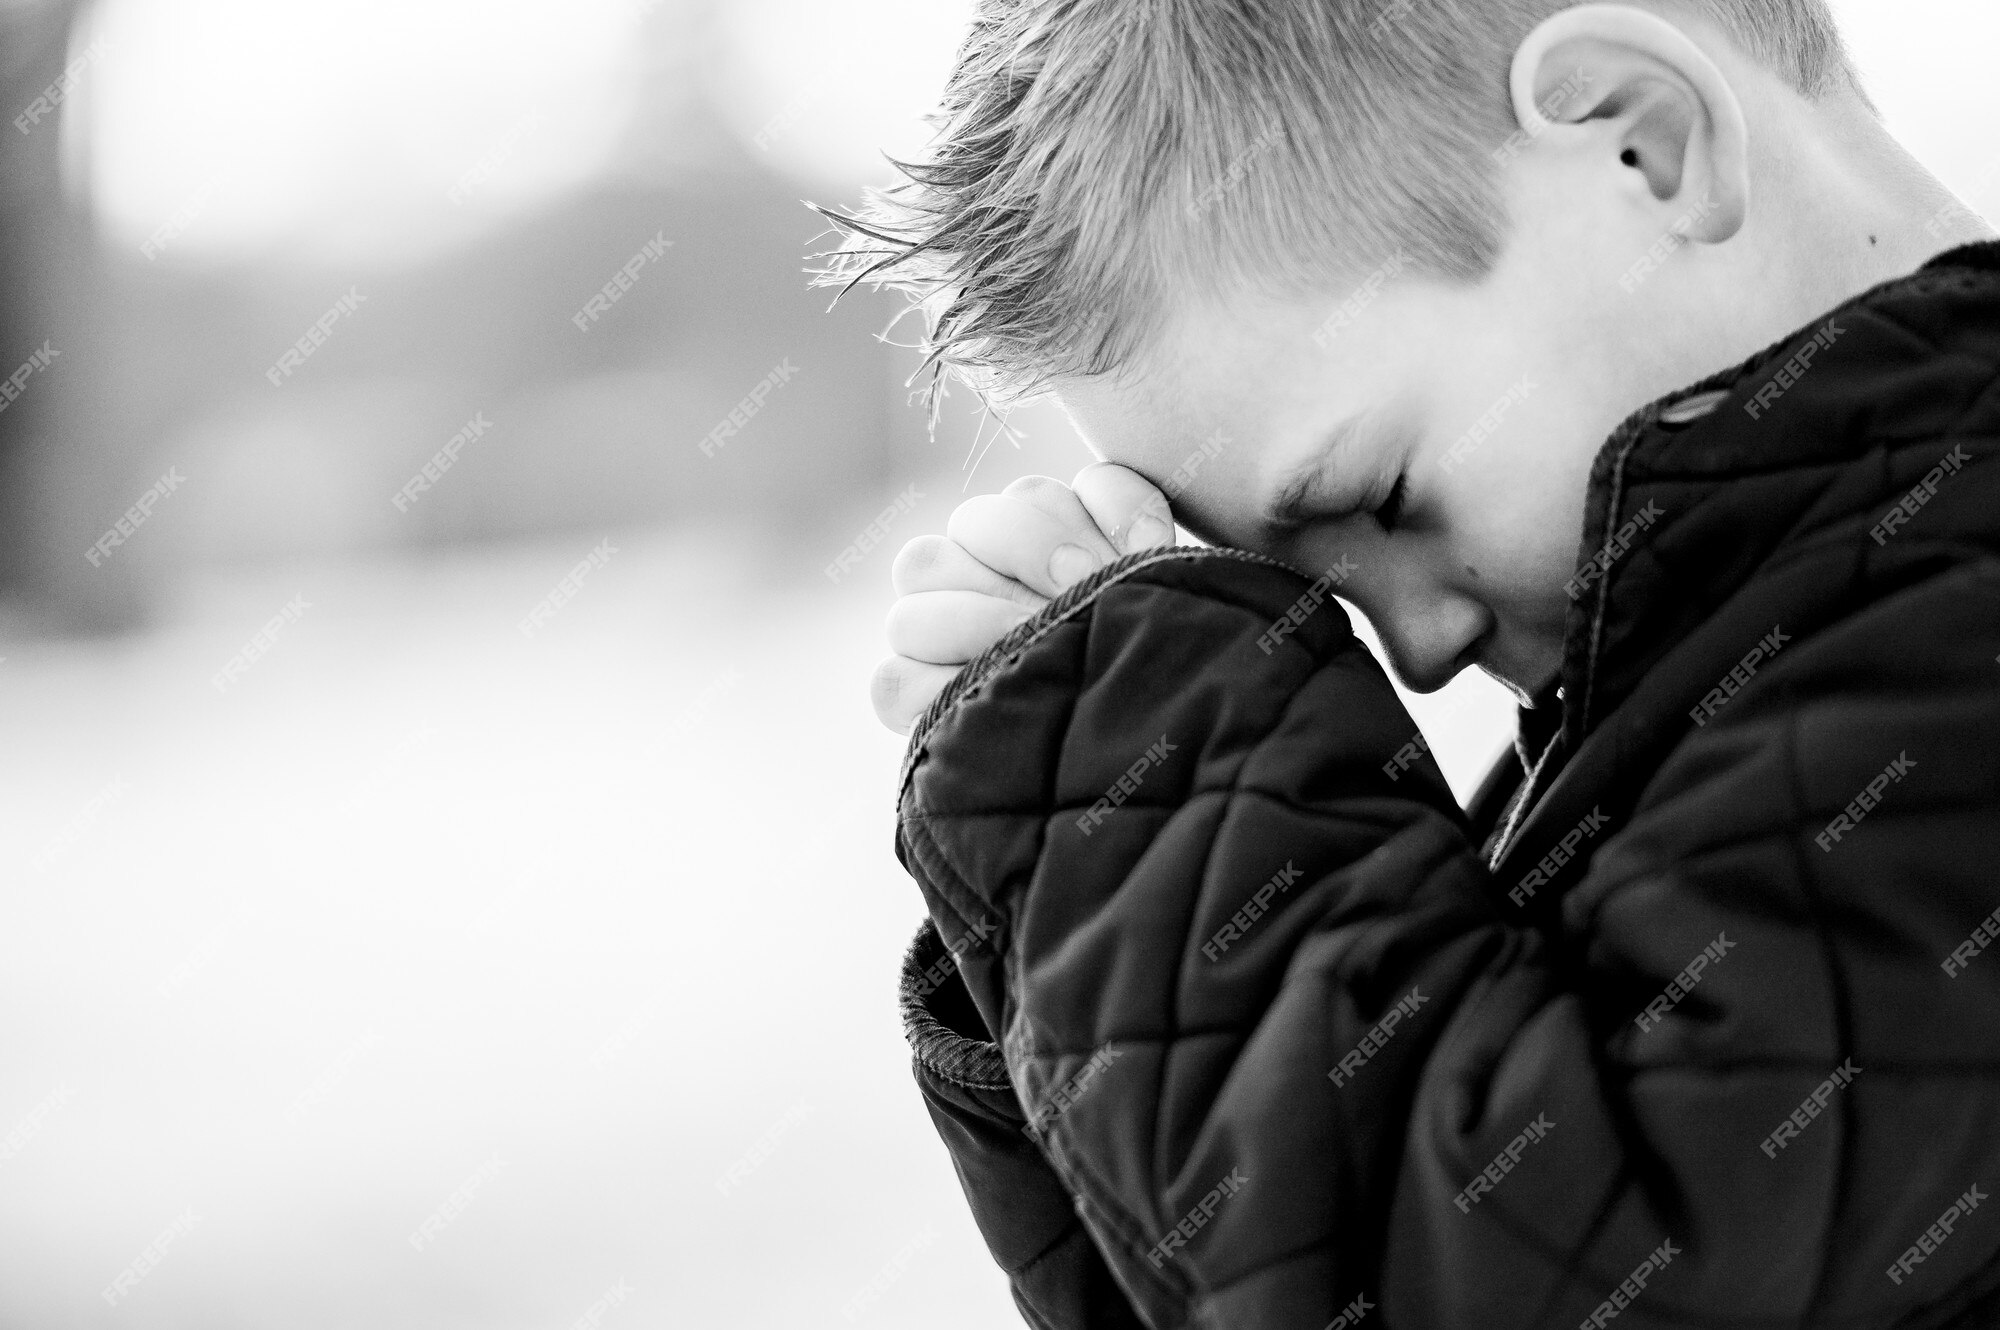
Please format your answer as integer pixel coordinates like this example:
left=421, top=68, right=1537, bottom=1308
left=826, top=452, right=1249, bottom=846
left=899, top=920, right=1011, bottom=1092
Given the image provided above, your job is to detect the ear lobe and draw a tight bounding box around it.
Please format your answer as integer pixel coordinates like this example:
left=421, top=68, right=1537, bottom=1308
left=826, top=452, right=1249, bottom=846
left=1508, top=3, right=1749, bottom=243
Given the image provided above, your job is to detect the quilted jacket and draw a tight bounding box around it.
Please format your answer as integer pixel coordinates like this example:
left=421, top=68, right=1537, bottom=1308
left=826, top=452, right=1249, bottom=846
left=892, top=242, right=2000, bottom=1329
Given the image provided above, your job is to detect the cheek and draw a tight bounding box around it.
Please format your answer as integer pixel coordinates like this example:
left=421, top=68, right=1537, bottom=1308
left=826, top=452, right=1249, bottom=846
left=1434, top=414, right=1596, bottom=615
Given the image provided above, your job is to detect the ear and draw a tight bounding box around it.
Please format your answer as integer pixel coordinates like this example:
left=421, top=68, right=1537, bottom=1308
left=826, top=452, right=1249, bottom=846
left=1506, top=3, right=1750, bottom=244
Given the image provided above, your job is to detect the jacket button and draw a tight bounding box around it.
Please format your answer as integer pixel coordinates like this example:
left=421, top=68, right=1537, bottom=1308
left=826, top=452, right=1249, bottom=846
left=1657, top=389, right=1730, bottom=427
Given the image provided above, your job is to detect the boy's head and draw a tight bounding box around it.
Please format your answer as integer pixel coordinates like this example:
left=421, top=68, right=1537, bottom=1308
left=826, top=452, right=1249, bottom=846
left=822, top=1, right=1980, bottom=700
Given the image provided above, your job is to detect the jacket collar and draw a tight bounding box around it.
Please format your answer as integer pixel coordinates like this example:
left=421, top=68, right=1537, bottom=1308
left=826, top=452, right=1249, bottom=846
left=1489, top=239, right=2000, bottom=854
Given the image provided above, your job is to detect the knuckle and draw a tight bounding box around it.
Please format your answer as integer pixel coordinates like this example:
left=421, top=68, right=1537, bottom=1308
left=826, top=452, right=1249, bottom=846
left=944, top=495, right=1004, bottom=545
left=1001, top=475, right=1071, bottom=505
left=892, top=534, right=952, bottom=586
left=949, top=493, right=1001, bottom=523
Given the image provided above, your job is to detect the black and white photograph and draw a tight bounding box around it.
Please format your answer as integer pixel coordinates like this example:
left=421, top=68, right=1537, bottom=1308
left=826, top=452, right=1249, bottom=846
left=1, top=0, right=1997, bottom=1326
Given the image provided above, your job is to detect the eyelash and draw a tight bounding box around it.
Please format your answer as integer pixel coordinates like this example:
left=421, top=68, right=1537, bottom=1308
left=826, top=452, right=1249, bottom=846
left=1372, top=473, right=1408, bottom=534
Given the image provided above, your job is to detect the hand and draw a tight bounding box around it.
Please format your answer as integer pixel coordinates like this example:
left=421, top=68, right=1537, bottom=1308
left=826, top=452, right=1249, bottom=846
left=871, top=464, right=1177, bottom=734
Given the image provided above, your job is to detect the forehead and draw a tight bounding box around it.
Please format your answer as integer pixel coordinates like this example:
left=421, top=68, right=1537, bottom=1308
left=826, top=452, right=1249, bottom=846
left=1054, top=281, right=1395, bottom=535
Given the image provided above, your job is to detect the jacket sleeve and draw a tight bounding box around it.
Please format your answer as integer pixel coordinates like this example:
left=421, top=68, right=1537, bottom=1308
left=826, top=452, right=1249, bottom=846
left=899, top=923, right=1148, bottom=1330
left=893, top=548, right=2000, bottom=1329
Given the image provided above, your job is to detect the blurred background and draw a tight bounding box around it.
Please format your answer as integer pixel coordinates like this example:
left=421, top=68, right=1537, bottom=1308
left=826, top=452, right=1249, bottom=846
left=0, top=0, right=1991, bottom=1325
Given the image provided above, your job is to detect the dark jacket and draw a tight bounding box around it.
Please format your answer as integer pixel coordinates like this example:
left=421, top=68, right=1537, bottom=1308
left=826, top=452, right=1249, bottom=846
left=892, top=242, right=2000, bottom=1329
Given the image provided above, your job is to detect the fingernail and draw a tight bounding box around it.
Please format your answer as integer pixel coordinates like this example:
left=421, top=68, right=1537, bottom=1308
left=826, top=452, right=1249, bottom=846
left=1049, top=543, right=1099, bottom=590
left=1125, top=515, right=1173, bottom=551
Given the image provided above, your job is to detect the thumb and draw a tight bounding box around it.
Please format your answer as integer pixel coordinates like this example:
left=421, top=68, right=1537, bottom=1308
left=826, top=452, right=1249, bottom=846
left=1073, top=463, right=1177, bottom=555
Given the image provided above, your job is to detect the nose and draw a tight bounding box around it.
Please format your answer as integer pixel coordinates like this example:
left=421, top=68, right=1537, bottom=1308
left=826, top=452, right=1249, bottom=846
left=1343, top=577, right=1491, bottom=694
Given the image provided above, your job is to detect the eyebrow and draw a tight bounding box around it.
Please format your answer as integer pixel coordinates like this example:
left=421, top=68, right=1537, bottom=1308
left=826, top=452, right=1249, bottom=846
left=1265, top=417, right=1367, bottom=531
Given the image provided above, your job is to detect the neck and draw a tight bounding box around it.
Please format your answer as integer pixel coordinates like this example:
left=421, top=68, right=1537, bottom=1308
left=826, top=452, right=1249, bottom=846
left=1769, top=92, right=1996, bottom=326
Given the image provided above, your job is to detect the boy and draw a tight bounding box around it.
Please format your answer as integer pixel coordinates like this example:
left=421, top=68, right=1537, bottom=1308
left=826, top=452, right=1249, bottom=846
left=820, top=2, right=2000, bottom=1325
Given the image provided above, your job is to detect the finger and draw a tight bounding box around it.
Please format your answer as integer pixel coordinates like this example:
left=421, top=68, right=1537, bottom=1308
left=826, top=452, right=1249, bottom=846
left=1000, top=476, right=1123, bottom=563
left=886, top=590, right=1036, bottom=665
left=891, top=534, right=1044, bottom=609
left=947, top=494, right=1110, bottom=599
left=1073, top=463, right=1178, bottom=554
left=871, top=656, right=964, bottom=735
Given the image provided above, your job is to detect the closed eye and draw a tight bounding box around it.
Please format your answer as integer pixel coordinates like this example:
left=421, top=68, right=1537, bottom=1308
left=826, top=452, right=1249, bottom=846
left=1373, top=473, right=1408, bottom=535
left=1264, top=417, right=1370, bottom=535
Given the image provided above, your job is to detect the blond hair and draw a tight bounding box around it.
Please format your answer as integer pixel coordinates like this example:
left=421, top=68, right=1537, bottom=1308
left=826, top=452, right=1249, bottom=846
left=814, top=0, right=1853, bottom=416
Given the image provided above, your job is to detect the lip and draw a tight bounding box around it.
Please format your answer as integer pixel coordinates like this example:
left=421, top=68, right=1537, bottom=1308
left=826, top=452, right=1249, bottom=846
left=1455, top=622, right=1558, bottom=705
left=1473, top=644, right=1559, bottom=707
left=1451, top=629, right=1492, bottom=680
left=1424, top=618, right=1497, bottom=692
left=1397, top=652, right=1470, bottom=696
